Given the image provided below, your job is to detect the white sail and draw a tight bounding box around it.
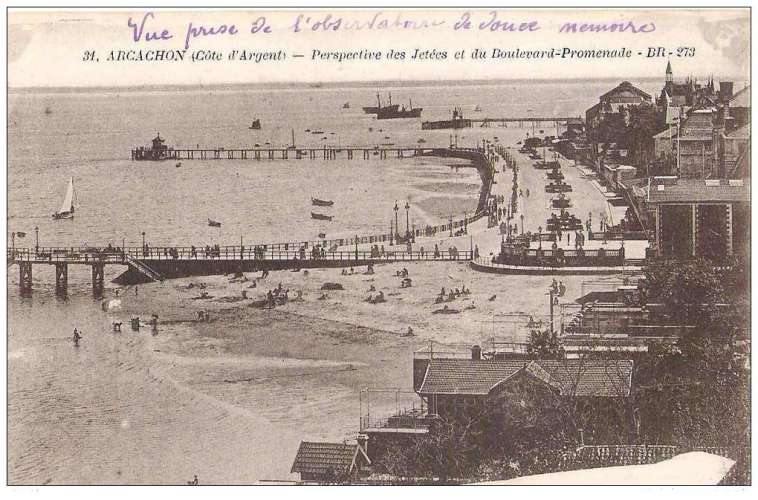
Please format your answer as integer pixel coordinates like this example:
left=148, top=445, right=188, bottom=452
left=59, top=177, right=74, bottom=214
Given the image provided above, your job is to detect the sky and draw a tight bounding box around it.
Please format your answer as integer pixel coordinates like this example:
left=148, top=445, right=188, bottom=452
left=7, top=8, right=750, bottom=88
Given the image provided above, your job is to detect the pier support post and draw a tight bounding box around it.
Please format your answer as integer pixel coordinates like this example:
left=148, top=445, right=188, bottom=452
left=348, top=150, right=353, bottom=160
left=55, top=262, right=68, bottom=297
left=19, top=262, right=32, bottom=296
left=91, top=263, right=105, bottom=297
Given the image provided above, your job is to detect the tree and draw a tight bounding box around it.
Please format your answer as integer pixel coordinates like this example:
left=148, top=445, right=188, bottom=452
left=633, top=258, right=750, bottom=451
left=527, top=328, right=564, bottom=358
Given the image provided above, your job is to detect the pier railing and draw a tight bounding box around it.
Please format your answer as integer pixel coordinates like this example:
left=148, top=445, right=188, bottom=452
left=8, top=247, right=473, bottom=264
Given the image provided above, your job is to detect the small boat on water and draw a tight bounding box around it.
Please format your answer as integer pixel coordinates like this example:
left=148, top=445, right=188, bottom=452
left=52, top=177, right=76, bottom=220
left=311, top=212, right=333, bottom=221
left=208, top=219, right=221, bottom=227
left=311, top=130, right=325, bottom=135
left=342, top=102, right=350, bottom=109
left=175, top=162, right=182, bottom=168
left=249, top=118, right=261, bottom=130
left=417, top=138, right=427, bottom=144
left=474, top=104, right=482, bottom=112
left=312, top=198, right=334, bottom=207
left=44, top=106, right=52, bottom=115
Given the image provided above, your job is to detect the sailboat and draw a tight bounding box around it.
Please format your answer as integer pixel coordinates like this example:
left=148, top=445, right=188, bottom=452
left=52, top=177, right=76, bottom=220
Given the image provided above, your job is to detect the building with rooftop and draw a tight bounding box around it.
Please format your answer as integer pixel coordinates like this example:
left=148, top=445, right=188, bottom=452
left=290, top=441, right=370, bottom=483
left=646, top=177, right=749, bottom=259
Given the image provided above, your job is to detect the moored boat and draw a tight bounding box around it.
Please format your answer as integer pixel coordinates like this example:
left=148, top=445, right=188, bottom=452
left=363, top=92, right=400, bottom=115
left=311, top=212, right=333, bottom=221
left=312, top=198, right=334, bottom=207
left=249, top=118, right=261, bottom=130
left=377, top=99, right=422, bottom=120
left=208, top=219, right=221, bottom=227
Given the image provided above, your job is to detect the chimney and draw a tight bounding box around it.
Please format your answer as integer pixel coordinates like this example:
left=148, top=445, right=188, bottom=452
left=720, top=81, right=734, bottom=102
left=471, top=344, right=482, bottom=360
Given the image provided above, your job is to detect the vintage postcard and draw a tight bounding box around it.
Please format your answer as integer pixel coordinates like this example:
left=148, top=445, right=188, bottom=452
left=4, top=5, right=751, bottom=487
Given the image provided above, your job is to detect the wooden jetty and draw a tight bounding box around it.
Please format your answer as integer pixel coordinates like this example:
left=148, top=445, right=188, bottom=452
left=471, top=117, right=582, bottom=128
left=417, top=116, right=583, bottom=131
left=132, top=145, right=448, bottom=162
left=7, top=246, right=473, bottom=296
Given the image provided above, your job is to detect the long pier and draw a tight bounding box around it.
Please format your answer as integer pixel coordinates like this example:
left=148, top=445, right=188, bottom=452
left=420, top=117, right=583, bottom=131
left=7, top=246, right=473, bottom=296
left=471, top=117, right=582, bottom=128
left=132, top=145, right=448, bottom=161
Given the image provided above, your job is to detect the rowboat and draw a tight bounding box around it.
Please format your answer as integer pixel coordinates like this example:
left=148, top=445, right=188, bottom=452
left=208, top=219, right=221, bottom=227
left=311, top=212, right=333, bottom=221
left=311, top=198, right=334, bottom=207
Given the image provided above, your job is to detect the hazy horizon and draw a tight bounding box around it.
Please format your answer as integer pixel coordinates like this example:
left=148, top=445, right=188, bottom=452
left=9, top=75, right=750, bottom=94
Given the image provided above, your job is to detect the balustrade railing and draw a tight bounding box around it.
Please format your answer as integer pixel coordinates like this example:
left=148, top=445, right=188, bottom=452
left=8, top=247, right=474, bottom=263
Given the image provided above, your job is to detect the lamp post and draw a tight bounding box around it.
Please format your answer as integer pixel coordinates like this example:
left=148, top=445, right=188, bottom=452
left=520, top=214, right=524, bottom=235
left=141, top=231, right=146, bottom=257
left=548, top=287, right=556, bottom=334
left=449, top=214, right=453, bottom=237
left=34, top=226, right=39, bottom=252
left=538, top=226, right=543, bottom=249
left=389, top=220, right=394, bottom=246
left=405, top=201, right=410, bottom=241
left=394, top=201, right=399, bottom=242
left=11, top=232, right=15, bottom=250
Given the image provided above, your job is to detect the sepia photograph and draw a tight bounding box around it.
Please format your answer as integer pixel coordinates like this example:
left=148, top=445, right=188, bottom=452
left=4, top=5, right=752, bottom=488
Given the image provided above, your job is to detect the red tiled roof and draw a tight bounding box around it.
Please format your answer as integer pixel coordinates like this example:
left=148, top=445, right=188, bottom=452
left=418, top=359, right=632, bottom=397
left=647, top=179, right=749, bottom=204
left=291, top=442, right=369, bottom=476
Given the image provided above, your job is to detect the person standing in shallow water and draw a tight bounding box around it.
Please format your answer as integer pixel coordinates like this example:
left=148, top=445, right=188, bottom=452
left=73, top=328, right=82, bottom=346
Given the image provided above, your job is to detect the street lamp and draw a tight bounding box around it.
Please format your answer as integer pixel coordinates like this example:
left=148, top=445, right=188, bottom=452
left=34, top=226, right=39, bottom=252
left=449, top=214, right=453, bottom=237
left=520, top=214, right=524, bottom=235
left=142, top=231, right=146, bottom=257
left=538, top=226, right=543, bottom=248
left=405, top=201, right=410, bottom=240
left=11, top=231, right=15, bottom=250
left=394, top=201, right=399, bottom=241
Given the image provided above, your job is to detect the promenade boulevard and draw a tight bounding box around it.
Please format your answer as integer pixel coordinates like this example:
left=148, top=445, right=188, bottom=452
left=470, top=147, right=648, bottom=265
